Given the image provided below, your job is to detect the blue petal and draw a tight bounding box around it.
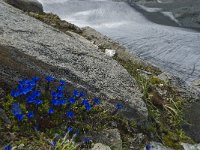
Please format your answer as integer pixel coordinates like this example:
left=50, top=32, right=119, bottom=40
left=60, top=80, right=66, bottom=85
left=32, top=76, right=40, bottom=82
left=4, top=144, right=12, bottom=150
left=48, top=107, right=55, bottom=114
left=26, top=111, right=34, bottom=119
left=116, top=103, right=123, bottom=110
left=67, top=126, right=73, bottom=133
left=68, top=97, right=76, bottom=104
left=80, top=91, right=86, bottom=97
left=35, top=100, right=43, bottom=105
left=81, top=99, right=89, bottom=106
left=15, top=114, right=24, bottom=121
left=12, top=103, right=22, bottom=115
left=66, top=111, right=75, bottom=119
left=57, top=85, right=65, bottom=91
left=73, top=89, right=80, bottom=97
left=45, top=76, right=55, bottom=82
left=93, top=98, right=101, bottom=105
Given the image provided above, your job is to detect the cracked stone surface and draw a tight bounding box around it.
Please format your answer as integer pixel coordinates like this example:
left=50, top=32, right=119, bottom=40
left=0, top=0, right=148, bottom=120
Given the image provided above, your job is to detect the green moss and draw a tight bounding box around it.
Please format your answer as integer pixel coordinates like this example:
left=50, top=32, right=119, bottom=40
left=149, top=76, right=165, bottom=85
left=162, top=130, right=193, bottom=150
left=28, top=12, right=82, bottom=34
left=112, top=54, right=194, bottom=149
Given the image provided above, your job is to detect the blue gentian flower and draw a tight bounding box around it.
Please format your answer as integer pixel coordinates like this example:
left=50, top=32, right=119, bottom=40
left=60, top=80, right=66, bottom=85
left=59, top=99, right=66, bottom=105
left=18, top=79, right=27, bottom=85
left=81, top=99, right=89, bottom=106
left=11, top=90, right=20, bottom=98
left=146, top=144, right=151, bottom=150
left=32, top=76, right=40, bottom=82
left=116, top=103, right=123, bottom=110
left=57, top=85, right=65, bottom=91
left=66, top=111, right=75, bottom=119
left=50, top=141, right=56, bottom=147
left=45, top=76, right=55, bottom=82
left=3, top=144, right=12, bottom=150
left=81, top=99, right=92, bottom=111
left=52, top=99, right=60, bottom=106
left=32, top=90, right=41, bottom=97
left=68, top=97, right=76, bottom=104
left=27, top=80, right=37, bottom=87
left=93, top=98, right=101, bottom=105
left=84, top=103, right=92, bottom=112
left=21, top=87, right=33, bottom=95
left=26, top=111, right=34, bottom=119
left=48, top=107, right=55, bottom=114
left=67, top=127, right=73, bottom=133
left=73, top=89, right=80, bottom=97
left=26, top=96, right=36, bottom=104
left=12, top=103, right=22, bottom=116
left=51, top=92, right=57, bottom=98
left=15, top=114, right=24, bottom=121
left=83, top=137, right=91, bottom=144
left=35, top=99, right=43, bottom=105
left=51, top=92, right=64, bottom=98
left=57, top=92, right=64, bottom=98
left=17, top=84, right=24, bottom=90
left=79, top=91, right=86, bottom=97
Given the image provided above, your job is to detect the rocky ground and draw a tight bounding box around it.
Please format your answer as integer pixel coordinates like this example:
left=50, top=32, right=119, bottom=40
left=1, top=0, right=200, bottom=149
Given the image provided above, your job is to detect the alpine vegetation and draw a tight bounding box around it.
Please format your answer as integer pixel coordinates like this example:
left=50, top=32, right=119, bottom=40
left=2, top=76, right=124, bottom=149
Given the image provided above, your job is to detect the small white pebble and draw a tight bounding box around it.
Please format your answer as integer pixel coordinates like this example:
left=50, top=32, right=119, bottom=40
left=105, top=49, right=116, bottom=57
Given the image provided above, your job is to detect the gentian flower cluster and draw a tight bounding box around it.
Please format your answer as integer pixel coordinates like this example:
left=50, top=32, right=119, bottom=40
left=11, top=77, right=39, bottom=98
left=7, top=75, right=123, bottom=148
left=10, top=76, right=103, bottom=124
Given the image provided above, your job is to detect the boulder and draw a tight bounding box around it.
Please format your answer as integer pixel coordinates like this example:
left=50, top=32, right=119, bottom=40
left=181, top=143, right=200, bottom=150
left=4, top=0, right=43, bottom=12
left=91, top=143, right=111, bottom=150
left=0, top=0, right=148, bottom=120
left=92, top=129, right=122, bottom=150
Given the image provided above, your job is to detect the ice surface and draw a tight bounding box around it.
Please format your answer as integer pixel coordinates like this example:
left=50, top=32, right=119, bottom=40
left=40, top=0, right=200, bottom=83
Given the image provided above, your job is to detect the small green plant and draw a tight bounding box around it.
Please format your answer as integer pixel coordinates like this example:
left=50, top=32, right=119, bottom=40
left=113, top=55, right=193, bottom=149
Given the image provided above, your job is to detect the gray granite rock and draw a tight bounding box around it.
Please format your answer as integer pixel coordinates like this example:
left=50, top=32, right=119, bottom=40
left=91, top=143, right=111, bottom=150
left=181, top=143, right=200, bottom=150
left=158, top=72, right=200, bottom=101
left=0, top=0, right=148, bottom=120
left=4, top=0, right=43, bottom=12
left=92, top=129, right=122, bottom=150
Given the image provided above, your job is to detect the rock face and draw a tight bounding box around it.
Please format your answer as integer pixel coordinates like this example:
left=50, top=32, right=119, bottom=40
left=91, top=143, right=111, bottom=150
left=181, top=143, right=200, bottom=150
left=92, top=129, right=122, bottom=150
left=4, top=0, right=43, bottom=12
left=0, top=0, right=147, bottom=120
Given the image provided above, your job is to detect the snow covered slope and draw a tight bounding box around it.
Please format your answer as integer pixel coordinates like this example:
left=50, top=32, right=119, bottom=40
left=40, top=0, right=200, bottom=83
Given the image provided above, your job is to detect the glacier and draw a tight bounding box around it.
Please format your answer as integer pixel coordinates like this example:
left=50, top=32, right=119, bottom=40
left=39, top=0, right=200, bottom=83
